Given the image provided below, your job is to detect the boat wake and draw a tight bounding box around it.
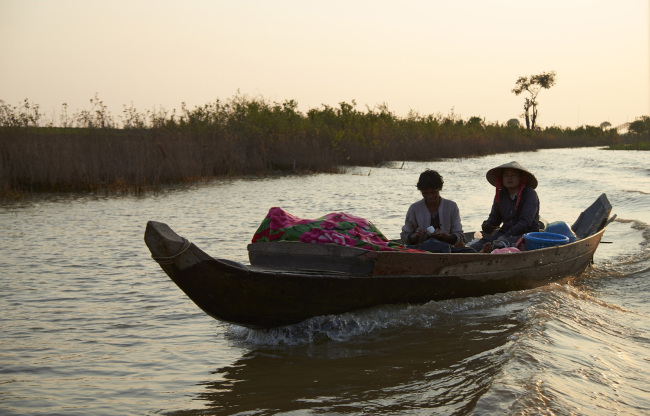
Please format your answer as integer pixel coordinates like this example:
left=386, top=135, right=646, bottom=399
left=583, top=217, right=650, bottom=280
left=225, top=290, right=542, bottom=347
left=478, top=277, right=650, bottom=415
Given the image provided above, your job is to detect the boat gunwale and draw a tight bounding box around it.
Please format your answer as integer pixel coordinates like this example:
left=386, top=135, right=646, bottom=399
left=244, top=227, right=605, bottom=277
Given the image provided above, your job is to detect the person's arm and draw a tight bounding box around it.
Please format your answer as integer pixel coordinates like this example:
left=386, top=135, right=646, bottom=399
left=482, top=197, right=502, bottom=233
left=447, top=202, right=464, bottom=244
left=401, top=205, right=418, bottom=244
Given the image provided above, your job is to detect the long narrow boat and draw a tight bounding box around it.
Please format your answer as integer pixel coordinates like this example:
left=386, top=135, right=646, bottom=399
left=145, top=194, right=612, bottom=329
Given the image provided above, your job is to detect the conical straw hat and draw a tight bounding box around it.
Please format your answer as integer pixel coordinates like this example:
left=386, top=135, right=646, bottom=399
left=486, top=161, right=538, bottom=189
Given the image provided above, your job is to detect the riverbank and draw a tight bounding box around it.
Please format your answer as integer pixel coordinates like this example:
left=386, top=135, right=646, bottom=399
left=606, top=141, right=650, bottom=151
left=0, top=96, right=628, bottom=198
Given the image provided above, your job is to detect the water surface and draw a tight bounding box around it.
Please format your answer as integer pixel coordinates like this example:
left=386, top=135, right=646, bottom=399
left=1, top=148, right=649, bottom=415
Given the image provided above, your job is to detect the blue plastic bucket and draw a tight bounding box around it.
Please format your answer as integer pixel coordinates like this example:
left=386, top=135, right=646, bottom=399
left=523, top=232, right=570, bottom=250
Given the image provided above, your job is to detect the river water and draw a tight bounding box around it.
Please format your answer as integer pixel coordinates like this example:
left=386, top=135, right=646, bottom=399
left=1, top=148, right=649, bottom=415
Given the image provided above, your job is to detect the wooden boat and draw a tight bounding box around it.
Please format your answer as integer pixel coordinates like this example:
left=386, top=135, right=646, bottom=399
left=145, top=194, right=612, bottom=329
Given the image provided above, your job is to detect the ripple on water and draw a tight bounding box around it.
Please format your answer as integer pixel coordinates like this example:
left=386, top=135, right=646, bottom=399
left=1, top=148, right=649, bottom=415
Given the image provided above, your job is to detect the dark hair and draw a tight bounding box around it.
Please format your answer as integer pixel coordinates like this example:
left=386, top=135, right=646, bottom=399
left=416, top=169, right=444, bottom=190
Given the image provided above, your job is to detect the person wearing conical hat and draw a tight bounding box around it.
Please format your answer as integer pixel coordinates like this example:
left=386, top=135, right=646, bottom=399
left=469, top=161, right=541, bottom=253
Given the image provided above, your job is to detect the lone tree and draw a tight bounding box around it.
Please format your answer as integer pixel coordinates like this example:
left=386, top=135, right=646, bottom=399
left=512, top=71, right=557, bottom=130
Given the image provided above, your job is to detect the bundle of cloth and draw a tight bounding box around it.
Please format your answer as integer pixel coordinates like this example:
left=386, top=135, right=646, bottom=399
left=252, top=207, right=420, bottom=252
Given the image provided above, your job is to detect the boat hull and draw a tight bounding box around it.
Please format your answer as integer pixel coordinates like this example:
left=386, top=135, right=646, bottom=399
left=145, top=221, right=605, bottom=329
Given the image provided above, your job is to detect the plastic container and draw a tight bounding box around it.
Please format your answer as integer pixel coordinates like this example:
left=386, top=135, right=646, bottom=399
left=523, top=232, right=570, bottom=250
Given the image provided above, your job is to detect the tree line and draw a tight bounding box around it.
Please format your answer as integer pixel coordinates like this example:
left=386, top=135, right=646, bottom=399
left=0, top=93, right=642, bottom=197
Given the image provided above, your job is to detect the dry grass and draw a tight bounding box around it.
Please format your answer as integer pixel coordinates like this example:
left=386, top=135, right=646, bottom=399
left=0, top=96, right=624, bottom=198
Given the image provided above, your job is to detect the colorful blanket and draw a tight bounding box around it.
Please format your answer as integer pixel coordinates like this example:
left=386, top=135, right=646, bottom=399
left=252, top=207, right=415, bottom=252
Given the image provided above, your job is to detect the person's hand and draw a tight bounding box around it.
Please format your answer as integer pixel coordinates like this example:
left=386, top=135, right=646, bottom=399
left=493, top=235, right=509, bottom=248
left=432, top=231, right=450, bottom=243
left=410, top=228, right=427, bottom=244
left=482, top=221, right=497, bottom=234
left=480, top=242, right=493, bottom=253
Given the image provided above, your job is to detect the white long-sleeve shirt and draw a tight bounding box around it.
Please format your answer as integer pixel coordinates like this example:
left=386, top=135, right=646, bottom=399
left=400, top=197, right=465, bottom=244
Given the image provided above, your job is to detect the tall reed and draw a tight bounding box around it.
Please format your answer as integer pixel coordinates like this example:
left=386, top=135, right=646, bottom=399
left=0, top=95, right=624, bottom=197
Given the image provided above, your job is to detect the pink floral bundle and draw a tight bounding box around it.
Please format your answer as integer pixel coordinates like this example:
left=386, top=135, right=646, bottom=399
left=252, top=207, right=414, bottom=252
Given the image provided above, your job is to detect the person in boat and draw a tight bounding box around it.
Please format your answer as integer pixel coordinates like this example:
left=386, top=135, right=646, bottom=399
left=470, top=161, right=541, bottom=253
left=401, top=169, right=477, bottom=253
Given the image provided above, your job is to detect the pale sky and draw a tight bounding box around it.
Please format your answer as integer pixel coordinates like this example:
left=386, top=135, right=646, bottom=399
left=1, top=0, right=648, bottom=128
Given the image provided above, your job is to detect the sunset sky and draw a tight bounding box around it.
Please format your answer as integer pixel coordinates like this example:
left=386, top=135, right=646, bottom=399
left=1, top=0, right=648, bottom=128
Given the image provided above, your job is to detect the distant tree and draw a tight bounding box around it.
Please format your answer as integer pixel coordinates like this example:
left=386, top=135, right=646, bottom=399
left=599, top=121, right=612, bottom=130
left=512, top=71, right=557, bottom=130
left=467, top=116, right=485, bottom=128
left=628, top=116, right=650, bottom=136
left=507, top=118, right=520, bottom=128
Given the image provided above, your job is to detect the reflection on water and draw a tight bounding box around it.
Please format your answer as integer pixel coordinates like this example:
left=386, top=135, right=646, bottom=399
left=1, top=148, right=649, bottom=415
left=181, top=295, right=523, bottom=415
